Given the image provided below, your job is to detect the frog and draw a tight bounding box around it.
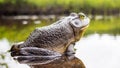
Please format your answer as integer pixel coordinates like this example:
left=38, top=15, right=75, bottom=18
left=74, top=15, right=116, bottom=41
left=10, top=12, right=90, bottom=65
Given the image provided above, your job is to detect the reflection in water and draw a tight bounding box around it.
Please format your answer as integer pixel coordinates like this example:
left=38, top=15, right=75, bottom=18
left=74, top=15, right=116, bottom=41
left=75, top=34, right=120, bottom=68
left=0, top=34, right=120, bottom=68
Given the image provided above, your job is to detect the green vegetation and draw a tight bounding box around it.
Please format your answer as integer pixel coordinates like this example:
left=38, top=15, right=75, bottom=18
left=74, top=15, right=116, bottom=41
left=26, top=0, right=120, bottom=9
left=0, top=0, right=4, bottom=3
left=0, top=0, right=120, bottom=42
left=86, top=18, right=120, bottom=35
left=0, top=17, right=120, bottom=42
left=0, top=21, right=49, bottom=42
left=0, top=0, right=120, bottom=15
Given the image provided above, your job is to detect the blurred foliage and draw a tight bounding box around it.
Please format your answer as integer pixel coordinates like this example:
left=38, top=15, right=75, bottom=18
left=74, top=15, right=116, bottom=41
left=0, top=17, right=120, bottom=42
left=0, top=21, right=49, bottom=42
left=0, top=0, right=26, bottom=4
left=85, top=17, right=120, bottom=36
left=0, top=0, right=120, bottom=42
left=0, top=0, right=120, bottom=15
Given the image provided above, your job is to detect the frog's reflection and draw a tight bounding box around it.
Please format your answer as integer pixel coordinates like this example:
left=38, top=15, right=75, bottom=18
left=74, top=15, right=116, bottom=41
left=30, top=55, right=85, bottom=68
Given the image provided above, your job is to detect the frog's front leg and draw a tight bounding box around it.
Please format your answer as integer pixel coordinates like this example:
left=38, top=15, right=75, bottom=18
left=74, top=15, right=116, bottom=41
left=65, top=43, right=75, bottom=56
left=11, top=47, right=61, bottom=65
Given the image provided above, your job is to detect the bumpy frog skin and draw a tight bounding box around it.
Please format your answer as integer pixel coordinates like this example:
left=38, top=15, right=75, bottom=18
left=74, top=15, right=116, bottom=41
left=10, top=12, right=90, bottom=65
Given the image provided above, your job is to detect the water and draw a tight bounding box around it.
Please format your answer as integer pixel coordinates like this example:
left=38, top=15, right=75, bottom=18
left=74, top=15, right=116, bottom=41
left=75, top=34, right=120, bottom=68
left=0, top=38, right=29, bottom=68
left=0, top=34, right=120, bottom=68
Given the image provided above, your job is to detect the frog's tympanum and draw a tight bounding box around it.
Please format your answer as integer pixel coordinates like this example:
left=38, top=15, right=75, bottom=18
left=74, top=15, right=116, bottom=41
left=10, top=12, right=90, bottom=68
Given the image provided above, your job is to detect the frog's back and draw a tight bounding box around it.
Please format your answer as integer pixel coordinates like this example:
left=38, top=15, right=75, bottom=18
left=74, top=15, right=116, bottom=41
left=22, top=22, right=74, bottom=52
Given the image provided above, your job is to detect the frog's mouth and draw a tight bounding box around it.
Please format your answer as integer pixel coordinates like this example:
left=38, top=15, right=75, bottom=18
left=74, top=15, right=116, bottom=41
left=80, top=24, right=89, bottom=30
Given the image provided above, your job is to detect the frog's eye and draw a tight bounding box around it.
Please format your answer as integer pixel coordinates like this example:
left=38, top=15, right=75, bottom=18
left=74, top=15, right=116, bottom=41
left=70, top=20, right=81, bottom=28
left=70, top=13, right=77, bottom=16
left=78, top=13, right=85, bottom=20
left=80, top=15, right=85, bottom=20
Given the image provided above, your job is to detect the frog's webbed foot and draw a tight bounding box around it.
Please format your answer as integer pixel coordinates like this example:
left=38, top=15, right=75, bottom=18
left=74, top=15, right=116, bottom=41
left=11, top=47, right=61, bottom=65
left=65, top=44, right=75, bottom=59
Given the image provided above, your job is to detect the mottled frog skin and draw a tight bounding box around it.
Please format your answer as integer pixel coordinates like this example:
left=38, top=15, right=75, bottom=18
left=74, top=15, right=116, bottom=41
left=10, top=12, right=90, bottom=65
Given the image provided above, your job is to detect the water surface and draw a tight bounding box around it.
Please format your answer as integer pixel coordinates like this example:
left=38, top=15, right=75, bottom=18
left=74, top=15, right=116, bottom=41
left=75, top=34, right=120, bottom=68
left=0, top=34, right=120, bottom=68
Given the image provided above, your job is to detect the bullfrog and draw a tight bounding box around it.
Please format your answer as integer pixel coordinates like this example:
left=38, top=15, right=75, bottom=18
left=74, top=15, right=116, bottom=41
left=10, top=12, right=90, bottom=65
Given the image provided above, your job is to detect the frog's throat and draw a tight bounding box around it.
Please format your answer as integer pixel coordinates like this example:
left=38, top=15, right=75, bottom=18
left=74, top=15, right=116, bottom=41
left=80, top=24, right=89, bottom=30
left=69, top=24, right=89, bottom=42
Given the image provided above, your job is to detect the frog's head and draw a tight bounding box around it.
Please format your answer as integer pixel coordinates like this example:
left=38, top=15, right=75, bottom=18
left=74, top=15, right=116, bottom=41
left=69, top=12, right=90, bottom=41
left=69, top=12, right=90, bottom=30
